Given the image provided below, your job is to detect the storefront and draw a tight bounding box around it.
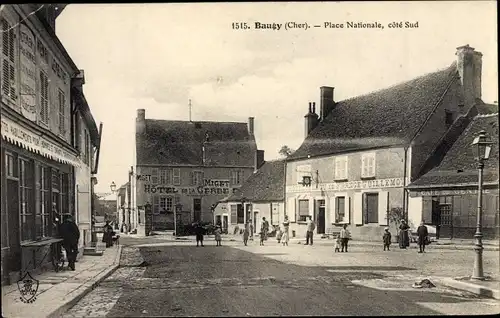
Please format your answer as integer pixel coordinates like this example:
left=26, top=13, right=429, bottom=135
left=1, top=114, right=79, bottom=283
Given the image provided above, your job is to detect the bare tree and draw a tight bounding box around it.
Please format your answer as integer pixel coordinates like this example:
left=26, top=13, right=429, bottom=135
left=278, top=145, right=295, bottom=158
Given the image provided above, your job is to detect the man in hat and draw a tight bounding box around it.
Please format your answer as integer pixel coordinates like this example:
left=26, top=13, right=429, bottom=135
left=59, top=214, right=80, bottom=270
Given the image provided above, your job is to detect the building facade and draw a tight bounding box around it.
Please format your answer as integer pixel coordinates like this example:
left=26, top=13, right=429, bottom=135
left=407, top=110, right=499, bottom=239
left=133, top=109, right=263, bottom=235
left=285, top=45, right=488, bottom=241
left=216, top=160, right=285, bottom=235
left=0, top=5, right=100, bottom=285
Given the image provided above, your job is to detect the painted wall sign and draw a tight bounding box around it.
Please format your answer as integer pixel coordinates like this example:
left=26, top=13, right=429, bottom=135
left=286, top=177, right=405, bottom=193
left=1, top=116, right=80, bottom=166
left=410, top=189, right=492, bottom=197
left=19, top=24, right=37, bottom=121
left=144, top=184, right=237, bottom=196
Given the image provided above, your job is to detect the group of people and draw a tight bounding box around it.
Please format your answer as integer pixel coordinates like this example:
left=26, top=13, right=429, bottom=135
left=383, top=219, right=430, bottom=253
left=52, top=210, right=80, bottom=271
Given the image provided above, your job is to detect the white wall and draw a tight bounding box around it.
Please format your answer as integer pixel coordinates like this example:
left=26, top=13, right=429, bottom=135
left=407, top=196, right=423, bottom=229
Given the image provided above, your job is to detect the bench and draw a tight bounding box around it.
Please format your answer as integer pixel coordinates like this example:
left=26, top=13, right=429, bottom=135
left=21, top=238, right=64, bottom=276
left=324, top=227, right=342, bottom=239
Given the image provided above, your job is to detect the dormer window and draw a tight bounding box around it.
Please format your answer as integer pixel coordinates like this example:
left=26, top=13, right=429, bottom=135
left=445, top=110, right=454, bottom=128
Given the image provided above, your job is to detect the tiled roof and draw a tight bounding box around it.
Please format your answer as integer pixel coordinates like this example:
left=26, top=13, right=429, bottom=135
left=136, top=120, right=257, bottom=166
left=288, top=63, right=459, bottom=160
left=223, top=160, right=285, bottom=203
left=409, top=113, right=499, bottom=187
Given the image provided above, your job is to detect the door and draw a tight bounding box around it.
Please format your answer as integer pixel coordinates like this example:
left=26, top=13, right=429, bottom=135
left=365, top=193, right=379, bottom=224
left=216, top=215, right=222, bottom=226
left=7, top=178, right=21, bottom=272
left=317, top=200, right=325, bottom=234
left=193, top=198, right=202, bottom=222
left=438, top=203, right=453, bottom=239
left=222, top=216, right=228, bottom=234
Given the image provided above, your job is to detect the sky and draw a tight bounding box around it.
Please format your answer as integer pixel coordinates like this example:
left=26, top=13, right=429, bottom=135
left=55, top=1, right=498, bottom=194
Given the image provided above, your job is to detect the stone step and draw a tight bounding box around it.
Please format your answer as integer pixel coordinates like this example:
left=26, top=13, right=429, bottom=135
left=83, top=248, right=104, bottom=256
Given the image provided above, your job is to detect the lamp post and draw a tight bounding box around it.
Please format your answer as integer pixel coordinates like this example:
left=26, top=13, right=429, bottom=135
left=471, top=130, right=493, bottom=280
left=110, top=181, right=117, bottom=229
left=175, top=203, right=182, bottom=237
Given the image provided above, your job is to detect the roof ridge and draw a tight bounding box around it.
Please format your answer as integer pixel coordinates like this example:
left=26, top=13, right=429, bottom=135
left=475, top=113, right=499, bottom=118
left=146, top=119, right=248, bottom=124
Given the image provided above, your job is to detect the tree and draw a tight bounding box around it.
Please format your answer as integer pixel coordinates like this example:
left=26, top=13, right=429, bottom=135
left=278, top=145, right=295, bottom=158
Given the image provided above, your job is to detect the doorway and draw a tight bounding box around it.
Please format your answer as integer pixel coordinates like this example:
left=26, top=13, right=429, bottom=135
left=193, top=198, right=202, bottom=222
left=365, top=193, right=379, bottom=224
left=254, top=212, right=259, bottom=233
left=222, top=215, right=228, bottom=234
left=317, top=200, right=325, bottom=234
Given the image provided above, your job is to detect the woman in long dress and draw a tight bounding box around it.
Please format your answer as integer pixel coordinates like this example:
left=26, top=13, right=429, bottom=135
left=243, top=221, right=250, bottom=246
left=399, top=219, right=410, bottom=249
left=281, top=216, right=290, bottom=246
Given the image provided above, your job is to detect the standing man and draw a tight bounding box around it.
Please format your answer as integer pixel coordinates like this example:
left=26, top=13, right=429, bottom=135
left=305, top=216, right=315, bottom=246
left=195, top=222, right=205, bottom=247
left=417, top=221, right=429, bottom=253
left=59, top=214, right=80, bottom=271
left=262, top=217, right=269, bottom=241
left=340, top=224, right=351, bottom=252
left=249, top=219, right=254, bottom=241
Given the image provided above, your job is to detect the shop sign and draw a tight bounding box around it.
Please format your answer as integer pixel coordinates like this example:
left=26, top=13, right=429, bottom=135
left=19, top=24, right=37, bottom=122
left=144, top=184, right=237, bottom=196
left=286, top=177, right=404, bottom=193
left=1, top=116, right=79, bottom=167
left=410, top=189, right=492, bottom=197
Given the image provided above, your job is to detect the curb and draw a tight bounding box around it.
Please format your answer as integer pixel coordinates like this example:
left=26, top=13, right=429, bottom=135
left=440, top=277, right=500, bottom=300
left=46, top=245, right=123, bottom=318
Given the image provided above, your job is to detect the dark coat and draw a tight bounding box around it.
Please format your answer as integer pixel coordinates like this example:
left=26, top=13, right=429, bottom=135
left=417, top=225, right=428, bottom=237
left=59, top=220, right=80, bottom=245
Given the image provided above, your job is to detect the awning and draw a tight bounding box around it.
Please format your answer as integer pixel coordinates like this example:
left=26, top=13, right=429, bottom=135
left=1, top=116, right=81, bottom=167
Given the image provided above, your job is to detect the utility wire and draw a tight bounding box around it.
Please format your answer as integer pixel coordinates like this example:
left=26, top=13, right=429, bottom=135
left=1, top=5, right=45, bottom=33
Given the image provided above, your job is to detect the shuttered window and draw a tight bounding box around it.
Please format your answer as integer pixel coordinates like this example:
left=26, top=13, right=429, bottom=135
left=173, top=168, right=181, bottom=185
left=151, top=168, right=159, bottom=184
left=361, top=153, right=376, bottom=178
left=191, top=171, right=204, bottom=186
left=1, top=18, right=17, bottom=102
left=230, top=204, right=237, bottom=225
left=58, top=89, right=65, bottom=134
left=160, top=169, right=172, bottom=185
left=298, top=199, right=309, bottom=222
left=39, top=71, right=49, bottom=124
left=335, top=156, right=348, bottom=180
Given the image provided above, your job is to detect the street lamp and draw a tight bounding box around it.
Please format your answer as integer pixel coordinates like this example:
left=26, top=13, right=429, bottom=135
left=175, top=203, right=183, bottom=237
left=110, top=181, right=116, bottom=193
left=471, top=130, right=493, bottom=280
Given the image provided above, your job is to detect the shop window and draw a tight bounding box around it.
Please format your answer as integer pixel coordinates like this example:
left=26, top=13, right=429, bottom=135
left=5, top=152, right=16, bottom=177
left=298, top=199, right=309, bottom=222
left=19, top=158, right=34, bottom=241
left=236, top=204, right=244, bottom=224
left=60, top=173, right=69, bottom=215
left=36, top=165, right=51, bottom=238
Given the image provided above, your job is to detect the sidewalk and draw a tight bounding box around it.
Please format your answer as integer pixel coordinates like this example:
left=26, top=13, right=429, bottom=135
left=1, top=245, right=122, bottom=318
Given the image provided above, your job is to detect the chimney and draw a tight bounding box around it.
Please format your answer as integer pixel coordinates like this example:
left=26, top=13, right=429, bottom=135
left=456, top=45, right=483, bottom=107
left=136, top=109, right=146, bottom=134
left=304, top=102, right=319, bottom=138
left=71, top=70, right=85, bottom=90
left=248, top=117, right=254, bottom=135
left=254, top=150, right=265, bottom=171
left=320, top=86, right=335, bottom=121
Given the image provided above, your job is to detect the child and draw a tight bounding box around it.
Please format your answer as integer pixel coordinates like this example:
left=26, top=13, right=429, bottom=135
left=276, top=227, right=283, bottom=244
left=259, top=231, right=265, bottom=246
left=334, top=235, right=341, bottom=253
left=214, top=225, right=222, bottom=246
left=383, top=227, right=392, bottom=251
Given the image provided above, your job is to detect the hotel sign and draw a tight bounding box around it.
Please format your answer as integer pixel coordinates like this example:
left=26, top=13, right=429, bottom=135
left=286, top=177, right=404, bottom=193
left=410, top=189, right=492, bottom=197
left=144, top=179, right=236, bottom=196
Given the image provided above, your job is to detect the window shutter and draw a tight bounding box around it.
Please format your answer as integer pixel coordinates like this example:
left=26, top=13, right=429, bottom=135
left=370, top=156, right=376, bottom=176
left=353, top=192, right=363, bottom=225
left=2, top=60, right=9, bottom=96
left=287, top=197, right=296, bottom=222
left=361, top=155, right=367, bottom=177
left=344, top=196, right=351, bottom=224
left=422, top=196, right=433, bottom=225
left=329, top=196, right=336, bottom=224
left=378, top=191, right=388, bottom=225
left=344, top=157, right=348, bottom=179
left=190, top=171, right=195, bottom=185
left=173, top=168, right=180, bottom=185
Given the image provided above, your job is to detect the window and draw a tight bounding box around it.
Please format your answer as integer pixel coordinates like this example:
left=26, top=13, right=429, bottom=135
left=1, top=18, right=17, bottom=102
left=361, top=153, right=376, bottom=178
left=84, top=130, right=90, bottom=165
left=151, top=168, right=159, bottom=184
left=336, top=197, right=345, bottom=223
left=445, top=110, right=454, bottom=128
left=19, top=159, right=34, bottom=241
left=193, top=198, right=202, bottom=222
left=230, top=204, right=237, bottom=225
left=173, top=168, right=181, bottom=185
left=237, top=204, right=244, bottom=224
left=5, top=152, right=16, bottom=177
left=60, top=173, right=69, bottom=216
left=364, top=193, right=379, bottom=224
left=160, top=169, right=172, bottom=185
left=39, top=71, right=49, bottom=124
left=153, top=196, right=160, bottom=215
left=231, top=170, right=241, bottom=185
left=37, top=166, right=51, bottom=238
left=298, top=199, right=309, bottom=222
left=191, top=171, right=204, bottom=186
left=335, top=156, right=348, bottom=180
left=58, top=89, right=65, bottom=134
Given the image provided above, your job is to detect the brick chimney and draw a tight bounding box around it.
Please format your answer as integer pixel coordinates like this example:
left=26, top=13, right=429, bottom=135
left=304, top=102, right=319, bottom=138
left=456, top=45, right=483, bottom=107
left=248, top=117, right=255, bottom=135
left=136, top=109, right=146, bottom=134
left=320, top=86, right=335, bottom=121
